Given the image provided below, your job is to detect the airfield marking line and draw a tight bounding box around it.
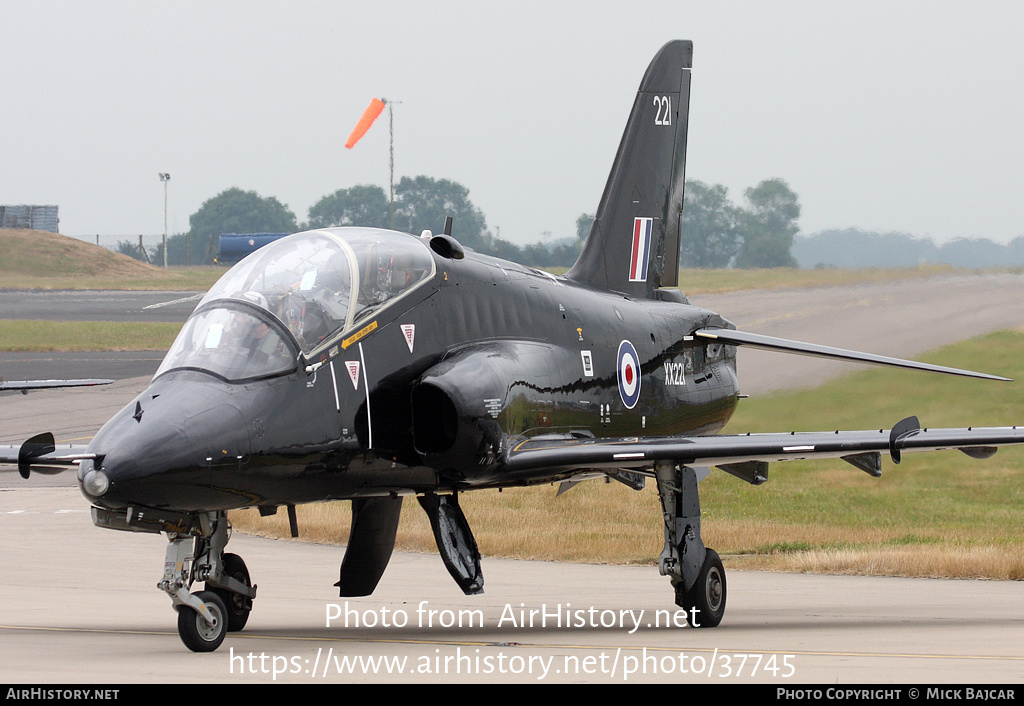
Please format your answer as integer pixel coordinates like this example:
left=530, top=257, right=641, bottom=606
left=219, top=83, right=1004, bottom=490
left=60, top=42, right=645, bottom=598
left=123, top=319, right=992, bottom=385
left=142, top=294, right=203, bottom=310
left=0, top=624, right=496, bottom=649
left=0, top=624, right=172, bottom=638
left=3, top=624, right=1023, bottom=663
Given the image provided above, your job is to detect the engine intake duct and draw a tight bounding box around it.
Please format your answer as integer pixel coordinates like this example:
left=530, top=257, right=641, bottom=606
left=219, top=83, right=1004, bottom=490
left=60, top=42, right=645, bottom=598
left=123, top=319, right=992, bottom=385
left=410, top=345, right=515, bottom=474
left=411, top=383, right=459, bottom=454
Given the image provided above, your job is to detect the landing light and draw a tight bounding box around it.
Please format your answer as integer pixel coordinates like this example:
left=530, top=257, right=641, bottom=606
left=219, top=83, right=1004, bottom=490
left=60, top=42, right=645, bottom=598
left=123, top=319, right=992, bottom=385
left=82, top=469, right=110, bottom=498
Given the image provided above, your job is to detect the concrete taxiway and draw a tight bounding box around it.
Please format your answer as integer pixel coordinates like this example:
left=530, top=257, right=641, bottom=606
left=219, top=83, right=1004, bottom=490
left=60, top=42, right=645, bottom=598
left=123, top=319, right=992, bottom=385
left=2, top=274, right=1024, bottom=683
left=1, top=484, right=1022, bottom=684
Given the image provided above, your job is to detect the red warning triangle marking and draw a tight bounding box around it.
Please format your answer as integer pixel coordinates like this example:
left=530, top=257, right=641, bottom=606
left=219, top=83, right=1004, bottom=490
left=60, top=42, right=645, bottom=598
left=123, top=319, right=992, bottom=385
left=400, top=324, right=415, bottom=353
left=345, top=361, right=360, bottom=390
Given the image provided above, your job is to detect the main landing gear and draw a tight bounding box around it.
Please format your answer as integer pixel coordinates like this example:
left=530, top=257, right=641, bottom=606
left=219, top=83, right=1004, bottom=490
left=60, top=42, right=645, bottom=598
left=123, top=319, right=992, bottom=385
left=159, top=511, right=256, bottom=652
left=654, top=461, right=726, bottom=627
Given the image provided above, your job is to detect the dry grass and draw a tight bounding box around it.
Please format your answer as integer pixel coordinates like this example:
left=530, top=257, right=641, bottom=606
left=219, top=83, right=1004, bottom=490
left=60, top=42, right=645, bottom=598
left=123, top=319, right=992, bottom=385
left=0, top=229, right=223, bottom=290
left=729, top=546, right=1024, bottom=580
left=229, top=481, right=1024, bottom=580
left=231, top=482, right=664, bottom=566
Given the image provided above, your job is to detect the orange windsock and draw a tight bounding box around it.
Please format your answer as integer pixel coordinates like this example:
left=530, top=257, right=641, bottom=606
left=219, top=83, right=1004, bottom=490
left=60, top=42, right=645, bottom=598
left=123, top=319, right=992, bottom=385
left=345, top=98, right=386, bottom=149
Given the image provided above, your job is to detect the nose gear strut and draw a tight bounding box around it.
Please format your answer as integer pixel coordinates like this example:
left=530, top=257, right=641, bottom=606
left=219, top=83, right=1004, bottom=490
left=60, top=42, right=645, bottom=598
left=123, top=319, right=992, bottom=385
left=157, top=510, right=257, bottom=651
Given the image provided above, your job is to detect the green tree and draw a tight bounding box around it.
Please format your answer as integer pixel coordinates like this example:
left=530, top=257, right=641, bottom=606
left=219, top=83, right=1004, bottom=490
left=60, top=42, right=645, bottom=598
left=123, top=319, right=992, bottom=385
left=576, top=213, right=595, bottom=241
left=116, top=238, right=149, bottom=263
left=679, top=181, right=742, bottom=268
left=148, top=233, right=193, bottom=266
left=392, top=176, right=489, bottom=249
left=734, top=178, right=800, bottom=269
left=309, top=176, right=586, bottom=268
left=307, top=184, right=391, bottom=230
left=164, top=187, right=297, bottom=265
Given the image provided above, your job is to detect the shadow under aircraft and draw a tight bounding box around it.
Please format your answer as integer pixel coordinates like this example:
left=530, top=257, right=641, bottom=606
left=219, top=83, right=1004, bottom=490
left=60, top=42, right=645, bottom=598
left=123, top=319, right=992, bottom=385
left=4, top=40, right=1023, bottom=652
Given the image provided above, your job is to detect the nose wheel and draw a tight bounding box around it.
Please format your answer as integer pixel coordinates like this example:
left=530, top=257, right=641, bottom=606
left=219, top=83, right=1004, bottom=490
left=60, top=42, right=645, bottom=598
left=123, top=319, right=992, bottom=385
left=176, top=591, right=228, bottom=652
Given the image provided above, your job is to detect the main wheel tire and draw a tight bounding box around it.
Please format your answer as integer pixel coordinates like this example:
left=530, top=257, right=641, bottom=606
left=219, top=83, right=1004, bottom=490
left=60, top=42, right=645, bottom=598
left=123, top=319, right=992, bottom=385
left=177, top=590, right=228, bottom=652
left=211, top=553, right=252, bottom=632
left=684, top=549, right=726, bottom=628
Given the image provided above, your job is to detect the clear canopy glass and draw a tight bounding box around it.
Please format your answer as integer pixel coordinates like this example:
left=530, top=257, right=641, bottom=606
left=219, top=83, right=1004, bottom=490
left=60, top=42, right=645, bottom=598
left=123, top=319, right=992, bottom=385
left=158, top=228, right=436, bottom=381
left=155, top=307, right=295, bottom=382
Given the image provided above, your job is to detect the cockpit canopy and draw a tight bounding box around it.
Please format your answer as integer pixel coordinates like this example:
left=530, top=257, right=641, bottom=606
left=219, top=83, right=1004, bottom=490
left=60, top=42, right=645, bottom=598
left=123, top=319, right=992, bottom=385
left=155, top=228, right=436, bottom=382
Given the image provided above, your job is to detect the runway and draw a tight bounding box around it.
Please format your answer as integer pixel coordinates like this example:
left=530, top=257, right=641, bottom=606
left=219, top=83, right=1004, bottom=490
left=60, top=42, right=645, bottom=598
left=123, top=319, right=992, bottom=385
left=1, top=485, right=1023, bottom=684
left=0, top=289, right=200, bottom=382
left=2, top=273, right=1024, bottom=684
left=696, top=271, right=1024, bottom=394
left=0, top=289, right=202, bottom=323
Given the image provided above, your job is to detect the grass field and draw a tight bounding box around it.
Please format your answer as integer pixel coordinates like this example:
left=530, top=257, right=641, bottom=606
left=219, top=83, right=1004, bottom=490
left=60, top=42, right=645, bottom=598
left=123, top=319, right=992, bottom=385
left=0, top=320, right=182, bottom=351
left=231, top=329, right=1024, bottom=580
left=0, top=229, right=223, bottom=291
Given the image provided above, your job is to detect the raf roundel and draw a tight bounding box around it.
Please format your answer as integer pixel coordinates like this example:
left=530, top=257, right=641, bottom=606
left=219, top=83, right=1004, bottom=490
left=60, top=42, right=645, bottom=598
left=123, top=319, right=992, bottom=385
left=617, top=340, right=642, bottom=409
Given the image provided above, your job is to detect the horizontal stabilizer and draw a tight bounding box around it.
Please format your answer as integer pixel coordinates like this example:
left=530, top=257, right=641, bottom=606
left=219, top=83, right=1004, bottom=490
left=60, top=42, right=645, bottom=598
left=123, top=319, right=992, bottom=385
left=0, top=433, right=96, bottom=479
left=694, top=328, right=1011, bottom=382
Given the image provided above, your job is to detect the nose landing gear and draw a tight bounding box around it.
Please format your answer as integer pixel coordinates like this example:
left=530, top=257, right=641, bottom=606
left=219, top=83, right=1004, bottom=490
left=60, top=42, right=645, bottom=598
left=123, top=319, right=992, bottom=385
left=158, top=511, right=256, bottom=652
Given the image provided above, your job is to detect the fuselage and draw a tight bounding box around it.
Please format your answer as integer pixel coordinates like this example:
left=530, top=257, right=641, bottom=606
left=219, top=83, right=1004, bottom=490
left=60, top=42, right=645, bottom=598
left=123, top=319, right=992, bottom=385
left=80, top=228, right=739, bottom=512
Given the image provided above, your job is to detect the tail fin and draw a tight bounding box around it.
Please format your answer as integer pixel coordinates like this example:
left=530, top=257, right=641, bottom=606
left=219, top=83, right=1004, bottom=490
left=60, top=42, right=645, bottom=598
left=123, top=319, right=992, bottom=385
left=566, top=40, right=692, bottom=298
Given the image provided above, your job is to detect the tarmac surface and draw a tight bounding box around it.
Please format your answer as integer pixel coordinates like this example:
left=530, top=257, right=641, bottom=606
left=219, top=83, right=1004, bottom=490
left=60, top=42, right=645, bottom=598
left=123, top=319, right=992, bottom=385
left=0, top=289, right=202, bottom=323
left=697, top=271, right=1024, bottom=395
left=1, top=273, right=1024, bottom=684
left=2, top=485, right=1023, bottom=684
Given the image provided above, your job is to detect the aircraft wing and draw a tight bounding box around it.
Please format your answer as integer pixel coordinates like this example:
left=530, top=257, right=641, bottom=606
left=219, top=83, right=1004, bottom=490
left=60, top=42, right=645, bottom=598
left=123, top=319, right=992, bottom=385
left=504, top=417, right=1024, bottom=484
left=0, top=432, right=96, bottom=478
left=693, top=329, right=1012, bottom=382
left=0, top=378, right=114, bottom=392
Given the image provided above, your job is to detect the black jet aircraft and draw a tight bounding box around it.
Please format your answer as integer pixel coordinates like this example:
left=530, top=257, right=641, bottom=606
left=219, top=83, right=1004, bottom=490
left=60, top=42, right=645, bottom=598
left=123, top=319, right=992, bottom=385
left=4, top=40, right=1024, bottom=652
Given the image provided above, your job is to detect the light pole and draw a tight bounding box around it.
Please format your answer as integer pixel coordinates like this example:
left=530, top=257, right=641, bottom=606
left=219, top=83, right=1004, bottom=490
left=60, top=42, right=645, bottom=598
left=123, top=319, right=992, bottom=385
left=159, top=173, right=170, bottom=268
left=381, top=99, right=400, bottom=230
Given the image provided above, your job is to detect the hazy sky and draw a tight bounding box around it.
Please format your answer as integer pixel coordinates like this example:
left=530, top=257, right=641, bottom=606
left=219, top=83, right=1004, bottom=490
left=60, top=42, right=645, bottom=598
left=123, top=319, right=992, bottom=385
left=4, top=1, right=1024, bottom=245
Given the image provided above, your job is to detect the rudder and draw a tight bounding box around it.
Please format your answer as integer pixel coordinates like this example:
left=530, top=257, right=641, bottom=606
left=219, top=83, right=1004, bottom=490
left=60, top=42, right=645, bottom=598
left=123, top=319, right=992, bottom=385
left=566, top=40, right=692, bottom=298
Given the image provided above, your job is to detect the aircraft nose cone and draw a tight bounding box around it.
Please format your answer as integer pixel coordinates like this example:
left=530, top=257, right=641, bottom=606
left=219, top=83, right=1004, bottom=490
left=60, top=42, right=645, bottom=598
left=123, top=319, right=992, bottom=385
left=82, top=378, right=251, bottom=510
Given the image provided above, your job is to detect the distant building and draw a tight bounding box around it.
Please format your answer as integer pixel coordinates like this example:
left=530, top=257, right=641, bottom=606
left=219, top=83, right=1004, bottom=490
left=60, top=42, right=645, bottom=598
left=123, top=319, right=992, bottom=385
left=0, top=205, right=59, bottom=233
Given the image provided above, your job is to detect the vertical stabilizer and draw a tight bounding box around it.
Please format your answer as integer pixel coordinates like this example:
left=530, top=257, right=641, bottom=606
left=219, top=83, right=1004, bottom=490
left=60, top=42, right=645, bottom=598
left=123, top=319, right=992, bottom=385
left=566, top=40, right=692, bottom=298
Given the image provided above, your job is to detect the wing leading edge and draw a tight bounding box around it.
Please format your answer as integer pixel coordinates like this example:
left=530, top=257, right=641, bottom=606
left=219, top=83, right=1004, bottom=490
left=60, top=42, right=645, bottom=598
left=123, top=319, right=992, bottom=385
left=694, top=329, right=1011, bottom=382
left=0, top=378, right=114, bottom=392
left=504, top=417, right=1024, bottom=483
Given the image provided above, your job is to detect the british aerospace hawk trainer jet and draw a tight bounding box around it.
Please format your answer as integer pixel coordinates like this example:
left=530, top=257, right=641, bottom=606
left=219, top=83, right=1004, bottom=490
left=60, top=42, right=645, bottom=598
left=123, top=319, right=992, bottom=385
left=4, top=40, right=1024, bottom=652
